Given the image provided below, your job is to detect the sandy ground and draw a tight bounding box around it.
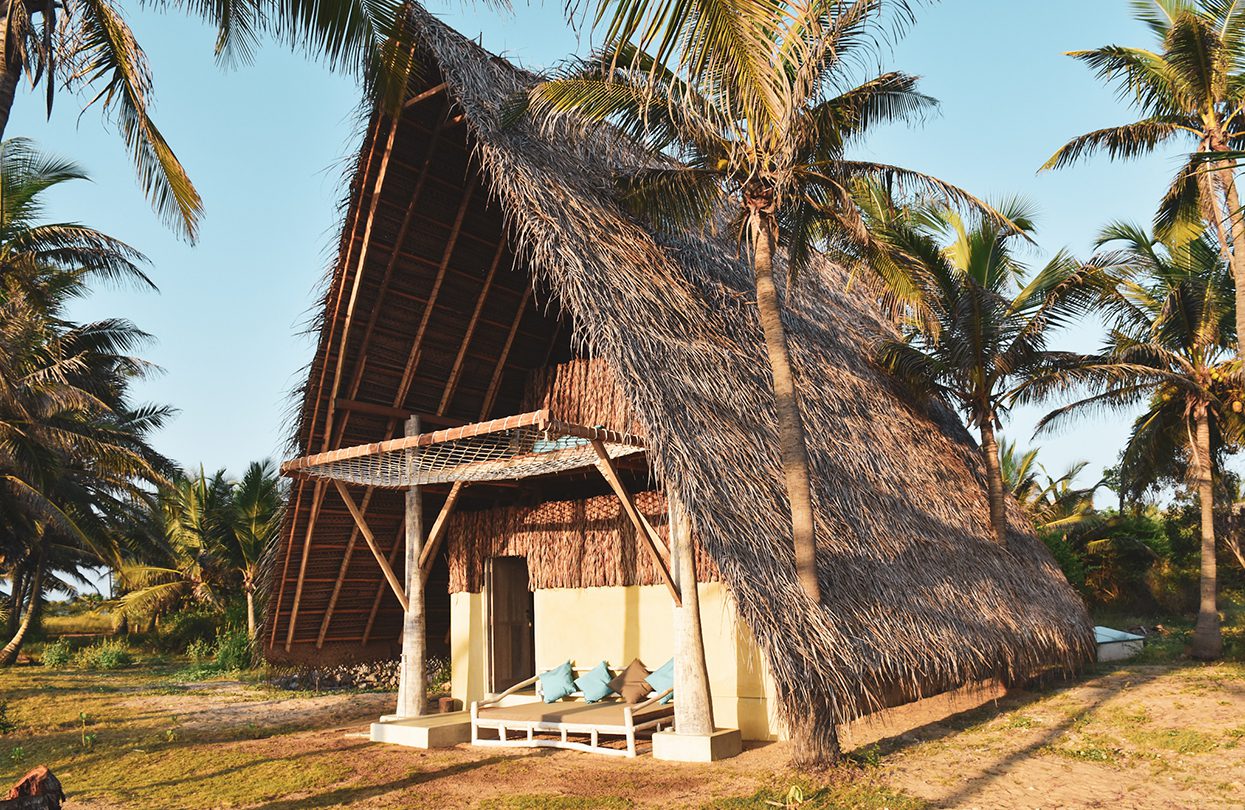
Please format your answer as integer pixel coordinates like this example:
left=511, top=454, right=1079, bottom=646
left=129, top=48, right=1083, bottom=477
left=8, top=661, right=1242, bottom=809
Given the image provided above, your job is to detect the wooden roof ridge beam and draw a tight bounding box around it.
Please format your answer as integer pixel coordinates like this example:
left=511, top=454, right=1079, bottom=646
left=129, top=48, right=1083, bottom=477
left=419, top=481, right=465, bottom=581
left=333, top=480, right=409, bottom=612
left=591, top=440, right=680, bottom=607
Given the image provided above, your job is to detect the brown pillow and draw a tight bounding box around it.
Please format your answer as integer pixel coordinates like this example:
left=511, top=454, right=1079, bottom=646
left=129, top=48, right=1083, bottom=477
left=608, top=658, right=652, bottom=704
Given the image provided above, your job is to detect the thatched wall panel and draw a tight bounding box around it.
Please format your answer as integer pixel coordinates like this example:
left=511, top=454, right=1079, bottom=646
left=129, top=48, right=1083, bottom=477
left=447, top=491, right=717, bottom=592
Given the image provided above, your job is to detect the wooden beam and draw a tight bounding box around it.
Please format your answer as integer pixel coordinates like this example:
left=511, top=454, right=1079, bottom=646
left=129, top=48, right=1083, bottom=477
left=333, top=398, right=467, bottom=426
left=590, top=440, right=680, bottom=606
left=315, top=485, right=377, bottom=649
left=438, top=237, right=508, bottom=414
left=403, top=82, right=447, bottom=108
left=284, top=478, right=327, bottom=651
left=391, top=173, right=480, bottom=408
left=333, top=480, right=409, bottom=612
left=479, top=285, right=533, bottom=419
left=419, top=481, right=464, bottom=579
left=314, top=107, right=456, bottom=645
left=362, top=521, right=406, bottom=645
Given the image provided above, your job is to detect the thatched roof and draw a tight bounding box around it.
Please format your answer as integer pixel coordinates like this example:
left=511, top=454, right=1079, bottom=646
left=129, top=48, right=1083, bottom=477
left=266, top=7, right=1093, bottom=729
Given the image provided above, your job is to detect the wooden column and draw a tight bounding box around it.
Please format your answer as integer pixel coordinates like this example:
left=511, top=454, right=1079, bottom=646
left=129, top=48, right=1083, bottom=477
left=669, top=493, right=714, bottom=735
left=396, top=416, right=427, bottom=717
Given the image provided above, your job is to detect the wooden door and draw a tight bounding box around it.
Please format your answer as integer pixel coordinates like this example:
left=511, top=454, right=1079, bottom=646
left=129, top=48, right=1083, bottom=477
left=487, top=556, right=534, bottom=693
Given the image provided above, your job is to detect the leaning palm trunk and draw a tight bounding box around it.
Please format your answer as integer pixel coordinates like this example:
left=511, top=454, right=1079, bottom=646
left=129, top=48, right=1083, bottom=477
left=978, top=420, right=1008, bottom=540
left=748, top=202, right=822, bottom=605
left=5, top=564, right=26, bottom=638
left=1191, top=406, right=1222, bottom=660
left=245, top=587, right=257, bottom=640
left=0, top=548, right=45, bottom=666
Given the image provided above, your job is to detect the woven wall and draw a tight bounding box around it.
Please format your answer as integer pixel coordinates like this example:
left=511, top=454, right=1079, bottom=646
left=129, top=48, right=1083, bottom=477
left=522, top=358, right=644, bottom=435
left=446, top=490, right=718, bottom=592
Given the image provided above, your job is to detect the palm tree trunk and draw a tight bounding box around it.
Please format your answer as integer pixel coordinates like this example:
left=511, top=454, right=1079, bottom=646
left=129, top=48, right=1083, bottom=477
left=1191, top=406, right=1222, bottom=660
left=748, top=207, right=821, bottom=604
left=245, top=587, right=256, bottom=640
left=0, top=5, right=22, bottom=141
left=1213, top=164, right=1245, bottom=360
left=0, top=546, right=45, bottom=666
left=669, top=494, right=714, bottom=736
left=979, top=420, right=1007, bottom=540
left=5, top=563, right=26, bottom=638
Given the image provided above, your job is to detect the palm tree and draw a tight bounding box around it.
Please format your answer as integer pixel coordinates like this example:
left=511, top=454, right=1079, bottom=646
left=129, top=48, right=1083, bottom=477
left=115, top=469, right=233, bottom=630
left=223, top=460, right=284, bottom=639
left=1000, top=440, right=1100, bottom=533
left=866, top=197, right=1095, bottom=540
left=0, top=0, right=202, bottom=239
left=1031, top=224, right=1239, bottom=660
left=1043, top=0, right=1245, bottom=358
left=519, top=2, right=990, bottom=610
left=0, top=138, right=170, bottom=664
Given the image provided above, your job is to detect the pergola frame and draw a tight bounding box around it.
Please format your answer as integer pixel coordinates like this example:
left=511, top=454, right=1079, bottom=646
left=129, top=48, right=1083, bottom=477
left=280, top=410, right=681, bottom=621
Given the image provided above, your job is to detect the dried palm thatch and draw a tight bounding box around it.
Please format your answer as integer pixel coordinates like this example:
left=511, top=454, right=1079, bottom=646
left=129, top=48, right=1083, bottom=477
left=523, top=359, right=644, bottom=435
left=267, top=6, right=1093, bottom=741
left=446, top=490, right=717, bottom=592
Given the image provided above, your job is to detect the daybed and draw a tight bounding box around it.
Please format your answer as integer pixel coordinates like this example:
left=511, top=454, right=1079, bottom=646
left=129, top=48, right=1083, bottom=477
left=470, top=669, right=674, bottom=757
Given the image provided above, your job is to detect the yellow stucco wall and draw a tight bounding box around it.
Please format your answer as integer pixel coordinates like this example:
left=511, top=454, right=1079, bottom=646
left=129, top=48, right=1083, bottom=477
left=450, top=582, right=783, bottom=741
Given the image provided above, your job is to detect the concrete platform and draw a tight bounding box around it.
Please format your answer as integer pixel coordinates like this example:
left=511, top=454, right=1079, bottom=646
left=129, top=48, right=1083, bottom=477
left=370, top=711, right=472, bottom=749
left=652, top=728, right=742, bottom=762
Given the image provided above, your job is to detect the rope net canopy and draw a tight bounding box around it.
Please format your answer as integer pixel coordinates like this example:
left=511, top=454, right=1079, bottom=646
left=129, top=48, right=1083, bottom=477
left=280, top=410, right=645, bottom=488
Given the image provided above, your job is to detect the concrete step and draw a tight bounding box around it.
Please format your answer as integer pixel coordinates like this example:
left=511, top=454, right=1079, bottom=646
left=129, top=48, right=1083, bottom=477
left=370, top=711, right=472, bottom=748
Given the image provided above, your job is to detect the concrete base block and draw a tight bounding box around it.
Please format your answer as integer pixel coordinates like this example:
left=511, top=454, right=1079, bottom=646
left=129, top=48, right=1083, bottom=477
left=652, top=728, right=743, bottom=762
left=370, top=711, right=472, bottom=748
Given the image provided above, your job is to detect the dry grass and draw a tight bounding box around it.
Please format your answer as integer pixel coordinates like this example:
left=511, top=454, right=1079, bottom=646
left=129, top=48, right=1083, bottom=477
left=1, top=660, right=1243, bottom=808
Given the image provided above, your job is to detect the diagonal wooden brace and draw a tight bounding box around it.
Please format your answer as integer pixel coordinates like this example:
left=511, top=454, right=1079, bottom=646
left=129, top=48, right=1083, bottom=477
left=419, top=481, right=465, bottom=581
left=333, top=479, right=409, bottom=612
left=591, top=440, right=681, bottom=606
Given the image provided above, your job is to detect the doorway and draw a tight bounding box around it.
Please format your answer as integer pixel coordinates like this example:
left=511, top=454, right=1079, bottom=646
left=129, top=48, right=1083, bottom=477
left=487, top=556, right=534, bottom=694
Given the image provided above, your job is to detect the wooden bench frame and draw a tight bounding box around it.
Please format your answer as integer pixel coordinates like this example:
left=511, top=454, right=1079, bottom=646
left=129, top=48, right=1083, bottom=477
left=470, top=670, right=674, bottom=757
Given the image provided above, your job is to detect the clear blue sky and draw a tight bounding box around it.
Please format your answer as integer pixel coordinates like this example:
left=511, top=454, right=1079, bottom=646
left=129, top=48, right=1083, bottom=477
left=15, top=1, right=1186, bottom=495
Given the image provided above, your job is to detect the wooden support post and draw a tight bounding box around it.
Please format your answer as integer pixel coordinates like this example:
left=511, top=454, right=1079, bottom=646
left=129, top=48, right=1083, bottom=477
left=419, top=480, right=464, bottom=580
left=397, top=416, right=427, bottom=717
left=332, top=479, right=409, bottom=612
left=591, top=440, right=681, bottom=606
left=669, top=494, right=714, bottom=735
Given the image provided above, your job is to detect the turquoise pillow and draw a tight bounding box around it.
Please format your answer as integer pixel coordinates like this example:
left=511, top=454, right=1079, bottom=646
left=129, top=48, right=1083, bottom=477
left=646, top=657, right=674, bottom=704
left=539, top=661, right=577, bottom=703
left=574, top=661, right=614, bottom=703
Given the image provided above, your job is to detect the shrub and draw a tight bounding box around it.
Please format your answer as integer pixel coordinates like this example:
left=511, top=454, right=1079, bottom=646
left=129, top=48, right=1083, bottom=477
left=212, top=629, right=252, bottom=671
left=73, top=639, right=133, bottom=670
left=186, top=638, right=213, bottom=665
left=41, top=639, right=73, bottom=669
left=153, top=608, right=220, bottom=654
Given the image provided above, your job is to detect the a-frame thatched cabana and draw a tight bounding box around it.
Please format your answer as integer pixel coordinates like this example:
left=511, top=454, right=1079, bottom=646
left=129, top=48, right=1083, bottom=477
left=266, top=8, right=1094, bottom=760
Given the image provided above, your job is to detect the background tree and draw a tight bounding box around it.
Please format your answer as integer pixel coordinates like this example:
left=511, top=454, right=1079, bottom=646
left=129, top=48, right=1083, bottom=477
left=0, top=138, right=170, bottom=665
left=1043, top=0, right=1245, bottom=358
left=866, top=196, right=1095, bottom=540
left=1032, top=223, right=1241, bottom=659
